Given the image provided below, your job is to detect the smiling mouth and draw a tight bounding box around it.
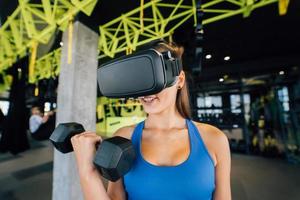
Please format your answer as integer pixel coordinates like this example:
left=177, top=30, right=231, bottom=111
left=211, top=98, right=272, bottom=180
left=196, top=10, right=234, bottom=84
left=139, top=96, right=158, bottom=103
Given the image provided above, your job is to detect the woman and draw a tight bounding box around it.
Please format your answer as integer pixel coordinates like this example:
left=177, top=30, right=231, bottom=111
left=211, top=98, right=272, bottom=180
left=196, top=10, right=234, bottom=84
left=71, top=41, right=231, bottom=200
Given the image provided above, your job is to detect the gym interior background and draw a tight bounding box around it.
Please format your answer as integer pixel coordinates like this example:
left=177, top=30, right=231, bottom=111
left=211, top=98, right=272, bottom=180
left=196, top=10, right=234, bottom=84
left=0, top=0, right=299, bottom=199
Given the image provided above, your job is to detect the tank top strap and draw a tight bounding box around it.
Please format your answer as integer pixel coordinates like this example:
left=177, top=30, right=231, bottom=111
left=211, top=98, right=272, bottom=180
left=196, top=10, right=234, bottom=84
left=185, top=119, right=197, bottom=155
left=130, top=120, right=145, bottom=154
left=187, top=119, right=215, bottom=167
left=186, top=119, right=200, bottom=145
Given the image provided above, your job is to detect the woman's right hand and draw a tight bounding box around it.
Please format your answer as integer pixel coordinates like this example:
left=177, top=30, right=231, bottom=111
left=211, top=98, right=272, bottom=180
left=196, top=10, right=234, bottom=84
left=71, top=132, right=102, bottom=176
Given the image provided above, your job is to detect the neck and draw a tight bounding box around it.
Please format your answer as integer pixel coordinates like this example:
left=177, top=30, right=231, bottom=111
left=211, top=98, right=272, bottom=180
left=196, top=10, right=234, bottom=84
left=145, top=106, right=186, bottom=130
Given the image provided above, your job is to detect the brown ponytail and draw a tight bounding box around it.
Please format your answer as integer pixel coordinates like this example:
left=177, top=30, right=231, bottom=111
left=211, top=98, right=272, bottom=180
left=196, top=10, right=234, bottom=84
left=153, top=41, right=192, bottom=119
left=176, top=77, right=192, bottom=119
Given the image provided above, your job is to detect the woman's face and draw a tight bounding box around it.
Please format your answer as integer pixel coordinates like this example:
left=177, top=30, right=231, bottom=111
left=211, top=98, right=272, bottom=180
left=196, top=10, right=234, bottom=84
left=138, top=71, right=185, bottom=115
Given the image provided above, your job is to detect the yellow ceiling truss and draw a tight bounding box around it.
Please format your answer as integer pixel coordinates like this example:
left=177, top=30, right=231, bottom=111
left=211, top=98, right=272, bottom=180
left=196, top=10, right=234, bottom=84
left=0, top=0, right=98, bottom=71
left=0, top=0, right=290, bottom=91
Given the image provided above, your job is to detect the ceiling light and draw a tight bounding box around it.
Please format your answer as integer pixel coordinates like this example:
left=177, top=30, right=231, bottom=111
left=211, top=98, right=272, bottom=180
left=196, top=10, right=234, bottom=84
left=224, top=56, right=230, bottom=61
left=219, top=78, right=224, bottom=82
left=279, top=71, right=285, bottom=75
left=205, top=54, right=212, bottom=59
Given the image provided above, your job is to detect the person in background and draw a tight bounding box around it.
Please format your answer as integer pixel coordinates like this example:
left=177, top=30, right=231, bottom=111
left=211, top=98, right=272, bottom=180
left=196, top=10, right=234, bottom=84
left=29, top=105, right=55, bottom=140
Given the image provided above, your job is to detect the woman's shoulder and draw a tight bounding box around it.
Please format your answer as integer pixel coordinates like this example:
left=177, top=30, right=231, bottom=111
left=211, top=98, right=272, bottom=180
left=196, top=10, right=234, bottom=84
left=191, top=120, right=230, bottom=165
left=112, top=123, right=139, bottom=140
left=191, top=120, right=228, bottom=141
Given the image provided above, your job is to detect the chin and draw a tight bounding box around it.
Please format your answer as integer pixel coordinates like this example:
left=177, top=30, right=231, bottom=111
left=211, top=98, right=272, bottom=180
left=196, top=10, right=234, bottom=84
left=143, top=106, right=162, bottom=115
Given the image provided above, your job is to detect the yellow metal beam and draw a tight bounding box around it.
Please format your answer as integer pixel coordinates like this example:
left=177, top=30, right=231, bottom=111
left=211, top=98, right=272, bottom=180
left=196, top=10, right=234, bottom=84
left=202, top=0, right=281, bottom=25
left=0, top=0, right=98, bottom=73
left=0, top=73, right=12, bottom=93
left=97, top=0, right=284, bottom=60
left=0, top=0, right=288, bottom=87
left=98, top=0, right=195, bottom=58
left=279, top=0, right=290, bottom=15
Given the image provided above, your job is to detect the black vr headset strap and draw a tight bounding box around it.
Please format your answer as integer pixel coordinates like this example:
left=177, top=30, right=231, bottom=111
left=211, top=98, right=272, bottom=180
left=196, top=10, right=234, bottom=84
left=162, top=51, right=183, bottom=87
left=175, top=58, right=183, bottom=74
left=165, top=59, right=182, bottom=76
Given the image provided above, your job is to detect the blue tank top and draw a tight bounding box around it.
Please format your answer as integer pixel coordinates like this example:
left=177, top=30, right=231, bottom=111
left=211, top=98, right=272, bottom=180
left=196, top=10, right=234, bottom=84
left=123, top=119, right=215, bottom=200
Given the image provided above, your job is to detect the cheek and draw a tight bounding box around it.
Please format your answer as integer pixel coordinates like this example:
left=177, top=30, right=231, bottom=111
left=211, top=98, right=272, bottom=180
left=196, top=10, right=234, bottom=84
left=160, top=91, right=175, bottom=104
left=161, top=85, right=178, bottom=97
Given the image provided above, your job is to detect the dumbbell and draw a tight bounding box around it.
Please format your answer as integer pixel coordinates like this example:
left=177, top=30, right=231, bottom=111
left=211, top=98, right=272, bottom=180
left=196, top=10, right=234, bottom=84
left=49, top=122, right=136, bottom=182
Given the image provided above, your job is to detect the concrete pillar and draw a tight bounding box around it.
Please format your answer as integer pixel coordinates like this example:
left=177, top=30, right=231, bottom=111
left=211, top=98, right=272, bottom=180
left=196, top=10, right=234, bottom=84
left=52, top=21, right=99, bottom=200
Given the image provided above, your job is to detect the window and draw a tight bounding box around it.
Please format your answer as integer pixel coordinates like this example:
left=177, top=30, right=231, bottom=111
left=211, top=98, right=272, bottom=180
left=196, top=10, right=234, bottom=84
left=197, top=95, right=223, bottom=115
left=230, top=94, right=251, bottom=123
left=277, top=87, right=290, bottom=111
left=0, top=100, right=9, bottom=115
left=230, top=94, right=250, bottom=114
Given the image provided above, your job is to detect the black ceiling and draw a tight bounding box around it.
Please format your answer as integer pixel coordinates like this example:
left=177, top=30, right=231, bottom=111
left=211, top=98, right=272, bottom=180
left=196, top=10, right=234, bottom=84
left=199, top=0, right=300, bottom=82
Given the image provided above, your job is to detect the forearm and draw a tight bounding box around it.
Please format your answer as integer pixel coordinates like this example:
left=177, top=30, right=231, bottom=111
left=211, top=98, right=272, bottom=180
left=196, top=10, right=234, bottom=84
left=79, top=170, right=111, bottom=200
left=213, top=189, right=231, bottom=200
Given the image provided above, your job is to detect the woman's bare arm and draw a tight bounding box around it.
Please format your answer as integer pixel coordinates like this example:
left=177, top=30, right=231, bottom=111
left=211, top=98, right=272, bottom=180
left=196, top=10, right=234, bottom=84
left=71, top=132, right=112, bottom=200
left=195, top=123, right=231, bottom=200
left=211, top=128, right=231, bottom=200
left=71, top=125, right=135, bottom=200
left=79, top=168, right=111, bottom=200
left=107, top=179, right=127, bottom=200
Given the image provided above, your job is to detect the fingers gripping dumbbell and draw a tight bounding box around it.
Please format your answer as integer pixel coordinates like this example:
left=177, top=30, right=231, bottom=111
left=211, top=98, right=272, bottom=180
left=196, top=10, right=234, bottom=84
left=49, top=123, right=136, bottom=182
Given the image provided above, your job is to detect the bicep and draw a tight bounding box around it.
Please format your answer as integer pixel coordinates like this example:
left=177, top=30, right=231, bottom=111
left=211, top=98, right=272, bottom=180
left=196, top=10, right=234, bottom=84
left=107, top=179, right=127, bottom=200
left=213, top=133, right=231, bottom=200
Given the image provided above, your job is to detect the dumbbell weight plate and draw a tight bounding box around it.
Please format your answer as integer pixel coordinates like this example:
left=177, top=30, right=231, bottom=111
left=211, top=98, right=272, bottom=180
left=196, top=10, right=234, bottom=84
left=49, top=123, right=85, bottom=153
left=93, top=136, right=136, bottom=182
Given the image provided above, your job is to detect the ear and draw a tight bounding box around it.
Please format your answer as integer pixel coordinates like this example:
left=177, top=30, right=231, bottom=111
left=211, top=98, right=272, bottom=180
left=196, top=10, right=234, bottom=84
left=177, top=71, right=185, bottom=89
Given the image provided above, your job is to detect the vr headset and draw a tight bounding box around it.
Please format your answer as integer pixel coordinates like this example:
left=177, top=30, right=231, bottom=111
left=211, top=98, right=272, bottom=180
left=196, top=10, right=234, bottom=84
left=97, top=45, right=183, bottom=98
